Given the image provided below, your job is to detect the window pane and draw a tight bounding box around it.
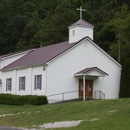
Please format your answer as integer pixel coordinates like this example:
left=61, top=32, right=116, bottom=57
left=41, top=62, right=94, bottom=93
left=37, top=75, right=40, bottom=81
left=20, top=77, right=25, bottom=90
left=8, top=85, right=10, bottom=90
left=36, top=75, right=41, bottom=89
left=7, top=79, right=11, bottom=91
left=21, top=84, right=24, bottom=90
left=37, top=82, right=40, bottom=89
left=8, top=79, right=11, bottom=85
left=21, top=77, right=24, bottom=83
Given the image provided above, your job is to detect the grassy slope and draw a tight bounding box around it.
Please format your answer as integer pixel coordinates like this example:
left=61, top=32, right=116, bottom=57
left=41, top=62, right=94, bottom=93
left=0, top=99, right=130, bottom=130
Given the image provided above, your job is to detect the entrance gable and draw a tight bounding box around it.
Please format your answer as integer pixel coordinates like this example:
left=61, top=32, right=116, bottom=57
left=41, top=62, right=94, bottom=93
left=74, top=67, right=108, bottom=77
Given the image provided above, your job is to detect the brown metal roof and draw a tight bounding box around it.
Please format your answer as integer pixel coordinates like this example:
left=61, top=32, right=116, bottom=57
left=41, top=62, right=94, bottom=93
left=2, top=37, right=88, bottom=70
left=1, top=36, right=120, bottom=71
left=75, top=67, right=108, bottom=76
left=68, top=19, right=94, bottom=28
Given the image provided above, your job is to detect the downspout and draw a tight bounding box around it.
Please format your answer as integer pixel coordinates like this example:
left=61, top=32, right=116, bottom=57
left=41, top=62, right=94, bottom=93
left=45, top=65, right=47, bottom=96
left=14, top=70, right=17, bottom=95
left=43, top=63, right=48, bottom=96
left=15, top=70, right=17, bottom=94
left=30, top=67, right=32, bottom=95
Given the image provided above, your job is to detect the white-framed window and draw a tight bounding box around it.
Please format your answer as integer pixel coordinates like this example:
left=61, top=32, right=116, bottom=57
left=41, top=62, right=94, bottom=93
left=6, top=78, right=12, bottom=91
left=34, top=75, right=42, bottom=90
left=19, top=77, right=25, bottom=91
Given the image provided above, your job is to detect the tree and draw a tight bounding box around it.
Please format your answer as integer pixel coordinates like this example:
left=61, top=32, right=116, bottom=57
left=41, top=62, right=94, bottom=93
left=119, top=59, right=130, bottom=98
left=109, top=4, right=130, bottom=63
left=35, top=0, right=80, bottom=46
left=1, top=0, right=130, bottom=56
left=17, top=11, right=42, bottom=51
left=0, top=0, right=60, bottom=54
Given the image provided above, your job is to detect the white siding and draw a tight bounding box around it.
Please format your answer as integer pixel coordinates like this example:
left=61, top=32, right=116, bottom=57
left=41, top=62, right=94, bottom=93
left=0, top=66, right=46, bottom=96
left=31, top=66, right=46, bottom=95
left=69, top=26, right=93, bottom=43
left=0, top=71, right=14, bottom=94
left=85, top=70, right=107, bottom=77
left=47, top=39, right=121, bottom=101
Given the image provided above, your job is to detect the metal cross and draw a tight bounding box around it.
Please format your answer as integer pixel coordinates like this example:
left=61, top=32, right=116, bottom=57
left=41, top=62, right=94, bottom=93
left=76, top=6, right=86, bottom=20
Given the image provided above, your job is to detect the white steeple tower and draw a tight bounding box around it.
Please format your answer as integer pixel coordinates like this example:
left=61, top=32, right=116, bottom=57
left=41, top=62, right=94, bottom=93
left=68, top=7, right=94, bottom=44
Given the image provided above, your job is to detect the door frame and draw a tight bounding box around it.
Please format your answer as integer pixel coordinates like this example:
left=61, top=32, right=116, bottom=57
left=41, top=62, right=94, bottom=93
left=79, top=79, right=93, bottom=98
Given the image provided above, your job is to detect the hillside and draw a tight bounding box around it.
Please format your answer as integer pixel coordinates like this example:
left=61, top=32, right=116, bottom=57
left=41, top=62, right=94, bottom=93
left=0, top=99, right=130, bottom=129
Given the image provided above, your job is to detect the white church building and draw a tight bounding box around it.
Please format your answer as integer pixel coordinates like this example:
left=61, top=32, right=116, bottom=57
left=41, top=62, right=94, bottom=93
left=0, top=18, right=121, bottom=103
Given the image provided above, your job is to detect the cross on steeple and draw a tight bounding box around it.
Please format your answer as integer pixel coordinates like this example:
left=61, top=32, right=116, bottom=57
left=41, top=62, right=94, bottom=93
left=76, top=6, right=86, bottom=20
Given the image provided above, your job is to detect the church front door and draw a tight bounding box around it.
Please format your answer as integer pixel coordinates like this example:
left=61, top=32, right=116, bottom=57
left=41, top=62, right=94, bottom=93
left=79, top=79, right=93, bottom=98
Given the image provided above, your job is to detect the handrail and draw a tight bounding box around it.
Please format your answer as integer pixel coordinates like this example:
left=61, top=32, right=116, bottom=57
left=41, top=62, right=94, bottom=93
left=47, top=90, right=78, bottom=103
left=47, top=90, right=78, bottom=97
left=94, top=90, right=105, bottom=100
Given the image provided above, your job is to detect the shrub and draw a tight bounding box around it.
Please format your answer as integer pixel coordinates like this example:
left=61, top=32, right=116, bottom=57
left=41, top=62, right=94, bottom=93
left=0, top=94, right=48, bottom=106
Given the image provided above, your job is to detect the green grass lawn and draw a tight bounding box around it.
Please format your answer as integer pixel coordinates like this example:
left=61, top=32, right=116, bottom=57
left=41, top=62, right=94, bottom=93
left=0, top=98, right=130, bottom=130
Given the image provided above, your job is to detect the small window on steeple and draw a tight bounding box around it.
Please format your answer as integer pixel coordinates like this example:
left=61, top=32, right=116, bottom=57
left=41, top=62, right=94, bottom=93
left=72, top=30, right=75, bottom=36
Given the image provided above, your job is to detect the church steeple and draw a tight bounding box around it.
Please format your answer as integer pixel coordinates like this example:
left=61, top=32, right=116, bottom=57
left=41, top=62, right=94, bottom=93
left=68, top=7, right=94, bottom=44
left=68, top=19, right=94, bottom=44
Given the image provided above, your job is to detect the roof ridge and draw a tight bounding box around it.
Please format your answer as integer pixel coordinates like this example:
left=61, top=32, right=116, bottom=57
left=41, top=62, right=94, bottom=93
left=68, top=19, right=94, bottom=28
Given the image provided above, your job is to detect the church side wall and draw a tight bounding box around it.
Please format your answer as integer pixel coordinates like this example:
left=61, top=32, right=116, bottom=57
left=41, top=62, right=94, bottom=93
left=0, top=66, right=46, bottom=96
left=47, top=40, right=121, bottom=101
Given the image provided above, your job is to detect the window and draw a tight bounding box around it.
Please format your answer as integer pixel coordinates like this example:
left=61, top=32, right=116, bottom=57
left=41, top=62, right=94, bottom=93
left=72, top=30, right=75, bottom=36
left=34, top=75, right=42, bottom=90
left=6, top=78, right=12, bottom=91
left=19, top=77, right=25, bottom=91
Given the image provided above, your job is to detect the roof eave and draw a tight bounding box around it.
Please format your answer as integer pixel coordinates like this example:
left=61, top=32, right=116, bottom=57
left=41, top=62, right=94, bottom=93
left=74, top=72, right=108, bottom=77
left=74, top=67, right=109, bottom=77
left=68, top=25, right=94, bottom=29
left=1, top=62, right=47, bottom=72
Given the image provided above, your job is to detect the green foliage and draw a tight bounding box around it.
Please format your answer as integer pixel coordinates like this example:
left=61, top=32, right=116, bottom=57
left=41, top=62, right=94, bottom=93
left=0, top=94, right=48, bottom=106
left=108, top=4, right=130, bottom=62
left=0, top=0, right=130, bottom=63
left=17, top=11, right=42, bottom=50
left=95, top=23, right=115, bottom=52
left=0, top=0, right=59, bottom=55
left=35, top=0, right=79, bottom=46
left=119, top=59, right=130, bottom=98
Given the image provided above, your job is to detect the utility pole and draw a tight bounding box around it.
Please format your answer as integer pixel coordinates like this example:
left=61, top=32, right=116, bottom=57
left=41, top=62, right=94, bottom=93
left=118, top=35, right=121, bottom=63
